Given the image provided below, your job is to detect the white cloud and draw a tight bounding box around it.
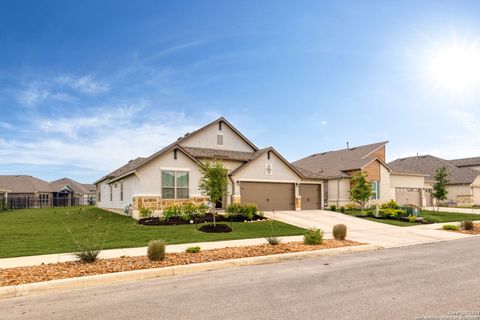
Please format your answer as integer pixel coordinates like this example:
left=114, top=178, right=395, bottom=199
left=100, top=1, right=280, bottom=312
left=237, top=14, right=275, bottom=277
left=56, top=74, right=110, bottom=95
left=17, top=86, right=50, bottom=106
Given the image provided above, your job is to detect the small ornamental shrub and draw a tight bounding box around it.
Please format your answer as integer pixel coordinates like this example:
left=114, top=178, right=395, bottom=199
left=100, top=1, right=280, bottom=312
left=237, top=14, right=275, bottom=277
left=461, top=220, right=474, bottom=231
left=330, top=205, right=337, bottom=212
left=225, top=203, right=242, bottom=215
left=442, top=224, right=459, bottom=231
left=332, top=224, right=347, bottom=240
left=185, top=246, right=201, bottom=253
left=424, top=216, right=441, bottom=224
left=162, top=203, right=208, bottom=221
left=304, top=228, right=324, bottom=245
left=147, top=240, right=166, bottom=261
left=408, top=215, right=417, bottom=223
left=225, top=203, right=259, bottom=220
left=340, top=207, right=345, bottom=213
left=74, top=248, right=100, bottom=263
left=266, top=236, right=280, bottom=245
left=140, top=207, right=153, bottom=219
left=381, top=200, right=399, bottom=210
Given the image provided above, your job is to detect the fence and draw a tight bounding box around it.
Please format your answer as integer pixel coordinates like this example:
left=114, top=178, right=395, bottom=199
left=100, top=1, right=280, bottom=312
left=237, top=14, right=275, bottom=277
left=0, top=196, right=95, bottom=211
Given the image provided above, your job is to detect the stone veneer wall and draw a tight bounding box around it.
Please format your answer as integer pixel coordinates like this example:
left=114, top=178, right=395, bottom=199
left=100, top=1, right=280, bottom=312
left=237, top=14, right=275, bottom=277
left=132, top=196, right=209, bottom=219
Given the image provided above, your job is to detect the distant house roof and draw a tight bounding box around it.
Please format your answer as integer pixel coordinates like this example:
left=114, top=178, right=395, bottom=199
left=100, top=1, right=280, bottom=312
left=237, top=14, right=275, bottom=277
left=449, top=157, right=480, bottom=168
left=50, top=178, right=95, bottom=195
left=0, top=175, right=55, bottom=193
left=389, top=155, right=480, bottom=185
left=293, top=141, right=390, bottom=179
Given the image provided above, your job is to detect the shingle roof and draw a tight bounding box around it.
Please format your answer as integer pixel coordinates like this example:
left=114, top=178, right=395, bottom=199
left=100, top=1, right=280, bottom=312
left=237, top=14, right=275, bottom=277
left=293, top=141, right=388, bottom=179
left=0, top=175, right=55, bottom=193
left=389, top=155, right=480, bottom=185
left=181, top=147, right=255, bottom=161
left=50, top=178, right=95, bottom=195
left=449, top=157, right=480, bottom=168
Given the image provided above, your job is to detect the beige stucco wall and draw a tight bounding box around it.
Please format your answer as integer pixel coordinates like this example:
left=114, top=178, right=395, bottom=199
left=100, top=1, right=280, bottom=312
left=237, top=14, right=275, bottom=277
left=378, top=165, right=391, bottom=203
left=389, top=173, right=426, bottom=202
left=446, top=185, right=472, bottom=202
left=179, top=122, right=255, bottom=152
left=230, top=151, right=302, bottom=193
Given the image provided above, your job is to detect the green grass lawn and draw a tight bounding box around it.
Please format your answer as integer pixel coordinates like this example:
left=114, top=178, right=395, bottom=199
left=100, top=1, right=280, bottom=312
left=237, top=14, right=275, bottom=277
left=342, top=209, right=480, bottom=227
left=0, top=206, right=306, bottom=258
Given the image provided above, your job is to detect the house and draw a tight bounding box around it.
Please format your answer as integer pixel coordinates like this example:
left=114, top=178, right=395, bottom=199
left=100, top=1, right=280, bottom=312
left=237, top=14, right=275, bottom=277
left=293, top=141, right=432, bottom=207
left=50, top=178, right=96, bottom=205
left=95, top=117, right=325, bottom=219
left=0, top=175, right=95, bottom=209
left=449, top=157, right=480, bottom=171
left=0, top=175, right=55, bottom=208
left=389, top=155, right=480, bottom=207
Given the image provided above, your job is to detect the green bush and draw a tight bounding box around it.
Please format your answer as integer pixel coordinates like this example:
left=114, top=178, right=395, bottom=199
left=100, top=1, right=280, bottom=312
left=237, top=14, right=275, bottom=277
left=461, top=220, right=474, bottom=231
left=241, top=203, right=258, bottom=220
left=381, top=200, right=399, bottom=210
left=140, top=207, right=153, bottom=219
left=225, top=203, right=242, bottom=215
left=185, top=246, right=201, bottom=253
left=379, top=208, right=406, bottom=219
left=147, top=240, right=166, bottom=261
left=225, top=203, right=258, bottom=220
left=332, top=224, right=347, bottom=240
left=162, top=203, right=208, bottom=221
left=266, top=236, right=280, bottom=245
left=423, top=216, right=441, bottom=224
left=340, top=207, right=345, bottom=213
left=442, top=224, right=459, bottom=231
left=304, top=228, right=324, bottom=245
left=408, top=215, right=417, bottom=223
left=330, top=205, right=337, bottom=212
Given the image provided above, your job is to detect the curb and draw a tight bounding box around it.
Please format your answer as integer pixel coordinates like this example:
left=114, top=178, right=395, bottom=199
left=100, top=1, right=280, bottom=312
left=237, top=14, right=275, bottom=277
left=0, top=244, right=381, bottom=299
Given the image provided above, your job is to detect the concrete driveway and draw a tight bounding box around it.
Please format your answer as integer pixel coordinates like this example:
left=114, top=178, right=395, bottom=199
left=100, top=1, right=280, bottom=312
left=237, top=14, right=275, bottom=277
left=265, top=210, right=473, bottom=248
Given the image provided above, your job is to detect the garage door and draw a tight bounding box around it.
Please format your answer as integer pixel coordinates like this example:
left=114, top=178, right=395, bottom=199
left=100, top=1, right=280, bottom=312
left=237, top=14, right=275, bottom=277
left=299, top=184, right=322, bottom=210
left=240, top=182, right=295, bottom=211
left=395, top=188, right=421, bottom=206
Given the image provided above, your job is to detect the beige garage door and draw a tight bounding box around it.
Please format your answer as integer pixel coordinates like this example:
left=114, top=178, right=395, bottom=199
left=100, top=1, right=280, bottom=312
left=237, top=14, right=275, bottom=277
left=395, top=188, right=421, bottom=206
left=240, top=182, right=295, bottom=211
left=299, top=184, right=322, bottom=210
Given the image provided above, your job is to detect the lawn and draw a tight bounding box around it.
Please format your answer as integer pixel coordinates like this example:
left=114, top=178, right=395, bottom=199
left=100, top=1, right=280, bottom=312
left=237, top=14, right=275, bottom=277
left=342, top=209, right=480, bottom=227
left=0, top=206, right=306, bottom=258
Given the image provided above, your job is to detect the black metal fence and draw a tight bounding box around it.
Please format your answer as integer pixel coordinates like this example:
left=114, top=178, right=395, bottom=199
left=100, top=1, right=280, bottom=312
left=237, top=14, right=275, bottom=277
left=0, top=196, right=95, bottom=211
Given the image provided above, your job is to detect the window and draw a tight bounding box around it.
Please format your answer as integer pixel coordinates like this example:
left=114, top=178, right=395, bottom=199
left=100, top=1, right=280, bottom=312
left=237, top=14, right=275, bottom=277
left=371, top=181, right=379, bottom=200
left=162, top=170, right=189, bottom=199
left=110, top=185, right=113, bottom=201
left=98, top=188, right=101, bottom=202
left=265, top=163, right=273, bottom=176
left=120, top=181, right=124, bottom=201
left=217, top=133, right=223, bottom=146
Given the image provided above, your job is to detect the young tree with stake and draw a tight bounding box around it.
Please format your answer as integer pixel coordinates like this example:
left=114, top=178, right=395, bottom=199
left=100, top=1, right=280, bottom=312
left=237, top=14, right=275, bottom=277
left=198, top=159, right=229, bottom=226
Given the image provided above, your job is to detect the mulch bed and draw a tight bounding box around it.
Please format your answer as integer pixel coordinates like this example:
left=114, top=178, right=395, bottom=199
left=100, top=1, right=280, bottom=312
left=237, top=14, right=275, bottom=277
left=0, top=240, right=361, bottom=287
left=138, top=213, right=267, bottom=226
left=198, top=223, right=232, bottom=233
left=451, top=223, right=480, bottom=235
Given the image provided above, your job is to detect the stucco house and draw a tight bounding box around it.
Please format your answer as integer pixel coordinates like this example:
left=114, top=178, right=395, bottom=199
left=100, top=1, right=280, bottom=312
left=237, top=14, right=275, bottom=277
left=293, top=141, right=432, bottom=207
left=389, top=155, right=480, bottom=207
left=95, top=117, right=325, bottom=219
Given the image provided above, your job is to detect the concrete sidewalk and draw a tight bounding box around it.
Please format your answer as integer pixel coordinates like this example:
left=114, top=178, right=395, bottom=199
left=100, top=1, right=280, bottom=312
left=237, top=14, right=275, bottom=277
left=0, top=236, right=303, bottom=269
left=265, top=210, right=475, bottom=248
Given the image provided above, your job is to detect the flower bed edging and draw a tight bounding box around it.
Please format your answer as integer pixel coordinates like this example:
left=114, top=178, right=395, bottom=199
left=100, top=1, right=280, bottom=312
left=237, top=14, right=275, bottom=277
left=0, top=244, right=381, bottom=300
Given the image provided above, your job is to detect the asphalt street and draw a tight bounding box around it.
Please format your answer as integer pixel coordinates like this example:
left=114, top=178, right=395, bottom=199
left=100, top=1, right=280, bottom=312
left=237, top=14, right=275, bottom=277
left=1, top=238, right=480, bottom=320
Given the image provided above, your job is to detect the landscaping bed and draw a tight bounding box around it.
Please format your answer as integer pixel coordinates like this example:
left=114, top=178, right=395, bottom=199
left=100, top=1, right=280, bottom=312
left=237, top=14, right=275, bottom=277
left=138, top=213, right=267, bottom=226
left=443, top=223, right=480, bottom=235
left=0, top=240, right=361, bottom=287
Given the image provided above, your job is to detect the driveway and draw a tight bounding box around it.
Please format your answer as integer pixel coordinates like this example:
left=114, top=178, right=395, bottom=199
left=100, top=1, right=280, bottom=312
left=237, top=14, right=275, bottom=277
left=265, top=210, right=472, bottom=248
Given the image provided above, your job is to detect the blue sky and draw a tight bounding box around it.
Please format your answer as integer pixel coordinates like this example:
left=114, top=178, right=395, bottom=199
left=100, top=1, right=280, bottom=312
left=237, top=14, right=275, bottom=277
left=1, top=0, right=480, bottom=183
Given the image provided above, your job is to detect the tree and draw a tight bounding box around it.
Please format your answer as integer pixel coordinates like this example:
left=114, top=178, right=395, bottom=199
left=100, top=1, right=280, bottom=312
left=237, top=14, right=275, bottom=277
left=349, top=171, right=373, bottom=211
left=198, top=159, right=229, bottom=226
left=432, top=166, right=448, bottom=210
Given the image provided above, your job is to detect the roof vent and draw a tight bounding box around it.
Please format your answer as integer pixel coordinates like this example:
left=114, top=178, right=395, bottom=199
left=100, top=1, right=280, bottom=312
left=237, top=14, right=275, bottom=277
left=177, top=137, right=182, bottom=141
left=184, top=132, right=190, bottom=137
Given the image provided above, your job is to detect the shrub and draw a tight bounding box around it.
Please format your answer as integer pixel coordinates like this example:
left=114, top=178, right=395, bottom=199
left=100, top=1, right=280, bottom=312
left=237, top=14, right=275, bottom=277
left=266, top=236, right=280, bottom=245
left=379, top=208, right=406, bottom=219
left=340, top=207, right=345, bottom=213
left=225, top=203, right=242, bottom=215
left=140, top=207, right=153, bottom=219
left=241, top=203, right=258, bottom=220
left=330, top=205, right=337, bottom=212
left=332, top=224, right=347, bottom=240
left=147, top=240, right=166, bottom=261
left=381, top=200, right=399, bottom=210
left=185, top=246, right=201, bottom=253
left=74, top=248, right=100, bottom=263
left=408, top=215, right=417, bottom=223
left=461, top=220, right=474, bottom=231
left=162, top=203, right=208, bottom=221
left=442, top=224, right=459, bottom=231
left=225, top=203, right=258, bottom=220
left=304, top=228, right=324, bottom=245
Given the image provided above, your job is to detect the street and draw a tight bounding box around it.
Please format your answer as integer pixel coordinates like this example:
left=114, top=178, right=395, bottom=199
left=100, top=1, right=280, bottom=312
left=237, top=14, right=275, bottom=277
left=1, top=238, right=480, bottom=320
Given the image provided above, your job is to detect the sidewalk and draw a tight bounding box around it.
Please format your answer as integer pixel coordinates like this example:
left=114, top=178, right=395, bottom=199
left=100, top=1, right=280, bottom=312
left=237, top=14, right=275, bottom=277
left=0, top=235, right=303, bottom=269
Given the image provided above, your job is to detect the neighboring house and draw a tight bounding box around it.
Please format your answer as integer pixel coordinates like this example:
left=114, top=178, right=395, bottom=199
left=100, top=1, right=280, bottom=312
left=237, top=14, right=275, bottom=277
left=293, top=141, right=431, bottom=207
left=95, top=117, right=325, bottom=219
left=389, top=155, right=480, bottom=207
left=0, top=175, right=55, bottom=208
left=50, top=178, right=96, bottom=205
left=449, top=157, right=480, bottom=171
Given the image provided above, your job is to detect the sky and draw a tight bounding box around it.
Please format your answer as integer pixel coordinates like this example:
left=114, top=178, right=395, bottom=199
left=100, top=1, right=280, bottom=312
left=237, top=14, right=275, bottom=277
left=1, top=0, right=480, bottom=183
